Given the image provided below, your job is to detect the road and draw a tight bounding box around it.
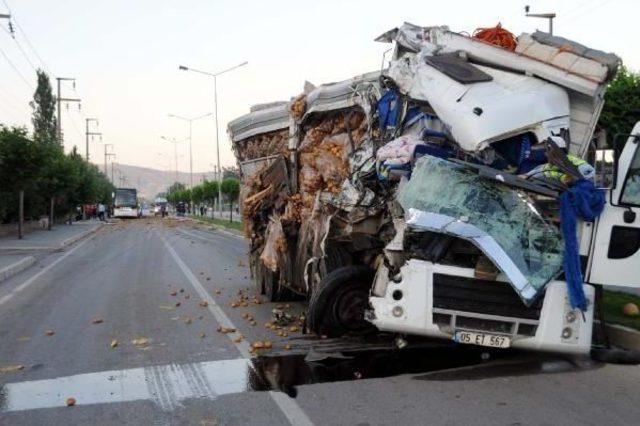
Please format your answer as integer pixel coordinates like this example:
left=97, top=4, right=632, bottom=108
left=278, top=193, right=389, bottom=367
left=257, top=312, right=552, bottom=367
left=1, top=218, right=639, bottom=425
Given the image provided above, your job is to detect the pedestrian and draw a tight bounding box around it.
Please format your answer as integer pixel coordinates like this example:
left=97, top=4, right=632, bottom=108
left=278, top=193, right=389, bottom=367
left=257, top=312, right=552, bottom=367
left=98, top=203, right=106, bottom=221
left=200, top=205, right=205, bottom=216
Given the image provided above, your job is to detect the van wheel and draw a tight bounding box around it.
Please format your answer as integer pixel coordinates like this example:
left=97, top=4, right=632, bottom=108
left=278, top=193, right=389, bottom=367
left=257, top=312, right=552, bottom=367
left=307, top=265, right=375, bottom=337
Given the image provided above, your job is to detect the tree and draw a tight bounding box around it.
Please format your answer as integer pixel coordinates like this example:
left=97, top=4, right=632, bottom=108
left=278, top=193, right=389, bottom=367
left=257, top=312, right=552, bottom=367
left=598, top=66, right=640, bottom=149
left=192, top=184, right=204, bottom=205
left=30, top=69, right=57, bottom=145
left=0, top=126, right=45, bottom=235
left=202, top=180, right=219, bottom=205
left=222, top=166, right=239, bottom=180
left=221, top=178, right=240, bottom=209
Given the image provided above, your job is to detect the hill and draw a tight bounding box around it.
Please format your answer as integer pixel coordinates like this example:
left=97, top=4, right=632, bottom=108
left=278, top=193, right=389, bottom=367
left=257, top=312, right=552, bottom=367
left=102, top=163, right=215, bottom=201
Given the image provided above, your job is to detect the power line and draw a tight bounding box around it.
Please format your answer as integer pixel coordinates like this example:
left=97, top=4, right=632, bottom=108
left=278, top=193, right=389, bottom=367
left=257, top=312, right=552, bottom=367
left=559, top=0, right=600, bottom=21
left=564, top=0, right=614, bottom=23
left=0, top=24, right=37, bottom=72
left=0, top=45, right=34, bottom=89
left=1, top=0, right=52, bottom=75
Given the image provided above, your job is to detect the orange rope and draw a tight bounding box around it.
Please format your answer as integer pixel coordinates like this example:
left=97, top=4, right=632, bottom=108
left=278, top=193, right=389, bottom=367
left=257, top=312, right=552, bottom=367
left=472, top=23, right=517, bottom=51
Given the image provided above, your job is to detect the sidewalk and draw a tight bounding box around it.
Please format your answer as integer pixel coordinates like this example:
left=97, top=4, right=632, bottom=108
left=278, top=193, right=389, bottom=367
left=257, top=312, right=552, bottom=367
left=0, top=220, right=103, bottom=251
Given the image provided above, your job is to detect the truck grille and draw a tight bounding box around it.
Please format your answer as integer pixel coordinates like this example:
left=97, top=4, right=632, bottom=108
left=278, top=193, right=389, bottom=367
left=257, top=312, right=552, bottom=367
left=432, top=273, right=543, bottom=320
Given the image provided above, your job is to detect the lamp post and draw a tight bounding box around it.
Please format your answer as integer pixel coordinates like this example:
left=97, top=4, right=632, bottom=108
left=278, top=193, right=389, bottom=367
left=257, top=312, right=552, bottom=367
left=160, top=135, right=188, bottom=184
left=178, top=61, right=248, bottom=214
left=167, top=112, right=213, bottom=190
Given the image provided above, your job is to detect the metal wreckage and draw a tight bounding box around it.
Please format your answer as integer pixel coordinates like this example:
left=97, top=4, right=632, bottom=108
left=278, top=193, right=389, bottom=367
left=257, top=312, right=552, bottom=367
left=228, top=23, right=640, bottom=354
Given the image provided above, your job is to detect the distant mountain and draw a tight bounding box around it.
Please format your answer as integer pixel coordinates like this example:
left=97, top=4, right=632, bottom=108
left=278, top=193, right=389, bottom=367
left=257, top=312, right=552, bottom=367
left=103, top=163, right=216, bottom=201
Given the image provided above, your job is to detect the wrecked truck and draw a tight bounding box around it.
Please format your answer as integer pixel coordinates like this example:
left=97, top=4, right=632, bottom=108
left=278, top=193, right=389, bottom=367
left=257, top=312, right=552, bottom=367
left=229, top=23, right=640, bottom=355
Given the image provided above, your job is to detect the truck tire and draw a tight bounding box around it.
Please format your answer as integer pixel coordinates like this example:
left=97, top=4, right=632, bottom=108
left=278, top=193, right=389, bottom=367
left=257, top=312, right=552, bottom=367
left=307, top=265, right=375, bottom=337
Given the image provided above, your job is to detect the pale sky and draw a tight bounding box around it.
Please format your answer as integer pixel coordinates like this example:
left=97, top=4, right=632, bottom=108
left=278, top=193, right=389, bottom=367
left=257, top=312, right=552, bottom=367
left=1, top=0, right=638, bottom=175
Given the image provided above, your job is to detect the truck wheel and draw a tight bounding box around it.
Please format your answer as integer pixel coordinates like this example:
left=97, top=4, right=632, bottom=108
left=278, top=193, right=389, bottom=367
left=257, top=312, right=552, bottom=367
left=307, top=265, right=375, bottom=337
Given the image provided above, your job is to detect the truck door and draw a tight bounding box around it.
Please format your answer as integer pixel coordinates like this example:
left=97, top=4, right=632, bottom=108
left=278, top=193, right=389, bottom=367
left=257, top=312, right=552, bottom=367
left=587, top=122, right=640, bottom=287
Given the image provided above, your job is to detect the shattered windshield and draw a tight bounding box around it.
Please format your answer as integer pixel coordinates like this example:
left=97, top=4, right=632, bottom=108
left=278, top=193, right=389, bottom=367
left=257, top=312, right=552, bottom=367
left=399, top=155, right=564, bottom=301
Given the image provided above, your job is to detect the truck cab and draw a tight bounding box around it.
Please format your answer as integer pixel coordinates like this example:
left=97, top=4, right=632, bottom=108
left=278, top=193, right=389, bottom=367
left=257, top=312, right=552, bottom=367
left=368, top=125, right=640, bottom=354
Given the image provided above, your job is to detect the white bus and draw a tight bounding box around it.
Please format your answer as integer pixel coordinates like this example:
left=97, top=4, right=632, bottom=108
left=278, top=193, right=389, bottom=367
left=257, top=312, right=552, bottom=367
left=113, top=188, right=139, bottom=218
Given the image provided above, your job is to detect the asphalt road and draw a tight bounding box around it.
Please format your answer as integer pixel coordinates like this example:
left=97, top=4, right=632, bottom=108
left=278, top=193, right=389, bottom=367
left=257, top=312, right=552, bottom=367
left=1, top=218, right=639, bottom=425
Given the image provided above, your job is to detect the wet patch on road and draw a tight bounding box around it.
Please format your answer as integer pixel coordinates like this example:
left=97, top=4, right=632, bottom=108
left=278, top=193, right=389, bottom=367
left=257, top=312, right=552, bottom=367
left=0, top=344, right=597, bottom=413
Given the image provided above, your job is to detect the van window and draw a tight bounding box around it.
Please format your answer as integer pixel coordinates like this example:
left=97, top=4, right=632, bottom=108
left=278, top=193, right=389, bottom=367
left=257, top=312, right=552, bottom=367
left=621, top=144, right=640, bottom=206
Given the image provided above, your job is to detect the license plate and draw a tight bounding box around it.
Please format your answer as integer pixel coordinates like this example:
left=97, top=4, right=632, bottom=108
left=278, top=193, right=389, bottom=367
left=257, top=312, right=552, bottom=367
left=454, top=330, right=511, bottom=348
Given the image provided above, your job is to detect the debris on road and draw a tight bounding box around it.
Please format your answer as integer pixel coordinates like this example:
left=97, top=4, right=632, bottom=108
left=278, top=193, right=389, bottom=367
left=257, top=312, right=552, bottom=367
left=199, top=332, right=206, bottom=338
left=216, top=326, right=236, bottom=334
left=199, top=300, right=209, bottom=307
left=45, top=329, right=55, bottom=336
left=170, top=290, right=177, bottom=296
left=92, top=318, right=104, bottom=324
left=65, top=397, right=76, bottom=407
left=159, top=304, right=175, bottom=311
left=184, top=316, right=193, bottom=325
left=132, top=338, right=150, bottom=347
left=0, top=364, right=25, bottom=374
left=110, top=339, right=118, bottom=348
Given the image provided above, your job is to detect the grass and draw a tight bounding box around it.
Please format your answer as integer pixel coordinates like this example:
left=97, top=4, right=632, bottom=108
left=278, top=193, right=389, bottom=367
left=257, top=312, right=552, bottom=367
left=602, top=289, right=640, bottom=330
left=189, top=215, right=243, bottom=232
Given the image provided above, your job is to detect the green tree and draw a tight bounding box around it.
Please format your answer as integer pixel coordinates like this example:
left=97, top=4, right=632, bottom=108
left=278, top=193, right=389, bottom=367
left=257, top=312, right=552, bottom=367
left=202, top=180, right=219, bottom=205
left=598, top=66, right=640, bottom=149
left=222, top=166, right=239, bottom=180
left=192, top=184, right=204, bottom=205
left=30, top=69, right=57, bottom=144
left=221, top=178, right=240, bottom=210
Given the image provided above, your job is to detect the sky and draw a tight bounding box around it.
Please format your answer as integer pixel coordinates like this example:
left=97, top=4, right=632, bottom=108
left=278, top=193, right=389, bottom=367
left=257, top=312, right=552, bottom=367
left=1, top=0, right=638, bottom=178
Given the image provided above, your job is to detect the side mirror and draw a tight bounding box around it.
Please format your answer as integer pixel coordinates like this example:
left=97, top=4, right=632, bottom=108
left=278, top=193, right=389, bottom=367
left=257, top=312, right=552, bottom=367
left=594, top=148, right=615, bottom=189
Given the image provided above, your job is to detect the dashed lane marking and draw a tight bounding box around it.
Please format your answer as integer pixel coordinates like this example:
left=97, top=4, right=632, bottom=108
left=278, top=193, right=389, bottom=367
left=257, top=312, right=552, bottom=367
left=159, top=231, right=314, bottom=426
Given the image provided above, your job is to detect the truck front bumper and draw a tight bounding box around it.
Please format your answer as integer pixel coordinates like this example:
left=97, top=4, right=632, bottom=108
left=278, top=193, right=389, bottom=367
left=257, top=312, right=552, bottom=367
left=368, top=259, right=595, bottom=355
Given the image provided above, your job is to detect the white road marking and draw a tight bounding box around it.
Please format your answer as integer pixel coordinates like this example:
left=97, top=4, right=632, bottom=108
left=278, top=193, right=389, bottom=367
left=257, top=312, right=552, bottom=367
left=0, top=232, right=98, bottom=307
left=1, top=358, right=249, bottom=412
left=160, top=232, right=314, bottom=426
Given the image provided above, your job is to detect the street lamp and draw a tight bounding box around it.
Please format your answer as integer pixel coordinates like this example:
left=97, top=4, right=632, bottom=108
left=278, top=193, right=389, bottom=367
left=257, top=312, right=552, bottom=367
left=167, top=112, right=213, bottom=190
left=160, top=135, right=189, bottom=184
left=178, top=61, right=248, bottom=214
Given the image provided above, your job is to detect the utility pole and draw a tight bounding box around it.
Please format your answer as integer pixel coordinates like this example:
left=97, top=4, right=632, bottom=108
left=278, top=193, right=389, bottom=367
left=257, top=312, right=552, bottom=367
left=106, top=152, right=116, bottom=184
left=103, top=143, right=113, bottom=175
left=525, top=5, right=556, bottom=35
left=56, top=77, right=81, bottom=146
left=85, top=118, right=102, bottom=161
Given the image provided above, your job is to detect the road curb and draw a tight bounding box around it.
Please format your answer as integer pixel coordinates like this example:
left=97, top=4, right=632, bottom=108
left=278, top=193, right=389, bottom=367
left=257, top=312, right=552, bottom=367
left=606, top=323, right=640, bottom=351
left=186, top=217, right=244, bottom=238
left=0, top=256, right=36, bottom=283
left=59, top=223, right=103, bottom=248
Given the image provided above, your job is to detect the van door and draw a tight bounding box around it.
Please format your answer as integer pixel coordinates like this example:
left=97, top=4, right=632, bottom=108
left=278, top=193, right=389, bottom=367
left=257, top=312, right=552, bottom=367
left=586, top=122, right=640, bottom=287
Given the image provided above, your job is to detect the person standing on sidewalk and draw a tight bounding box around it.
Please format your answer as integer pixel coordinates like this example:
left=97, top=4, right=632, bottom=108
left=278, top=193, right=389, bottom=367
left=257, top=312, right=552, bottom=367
left=98, top=203, right=106, bottom=221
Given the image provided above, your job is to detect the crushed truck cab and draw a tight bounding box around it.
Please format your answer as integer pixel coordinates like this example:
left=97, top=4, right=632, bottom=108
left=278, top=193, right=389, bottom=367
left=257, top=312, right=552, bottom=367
left=229, top=22, right=640, bottom=355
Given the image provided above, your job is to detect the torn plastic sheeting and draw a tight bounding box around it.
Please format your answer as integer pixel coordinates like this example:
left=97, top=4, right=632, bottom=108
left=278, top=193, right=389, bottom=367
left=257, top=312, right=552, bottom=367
left=405, top=208, right=538, bottom=304
left=399, top=155, right=564, bottom=305
left=260, top=217, right=287, bottom=272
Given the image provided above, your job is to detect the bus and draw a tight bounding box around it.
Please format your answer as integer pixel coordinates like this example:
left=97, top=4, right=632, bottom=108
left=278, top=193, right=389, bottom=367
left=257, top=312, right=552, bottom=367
left=113, top=188, right=139, bottom=218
